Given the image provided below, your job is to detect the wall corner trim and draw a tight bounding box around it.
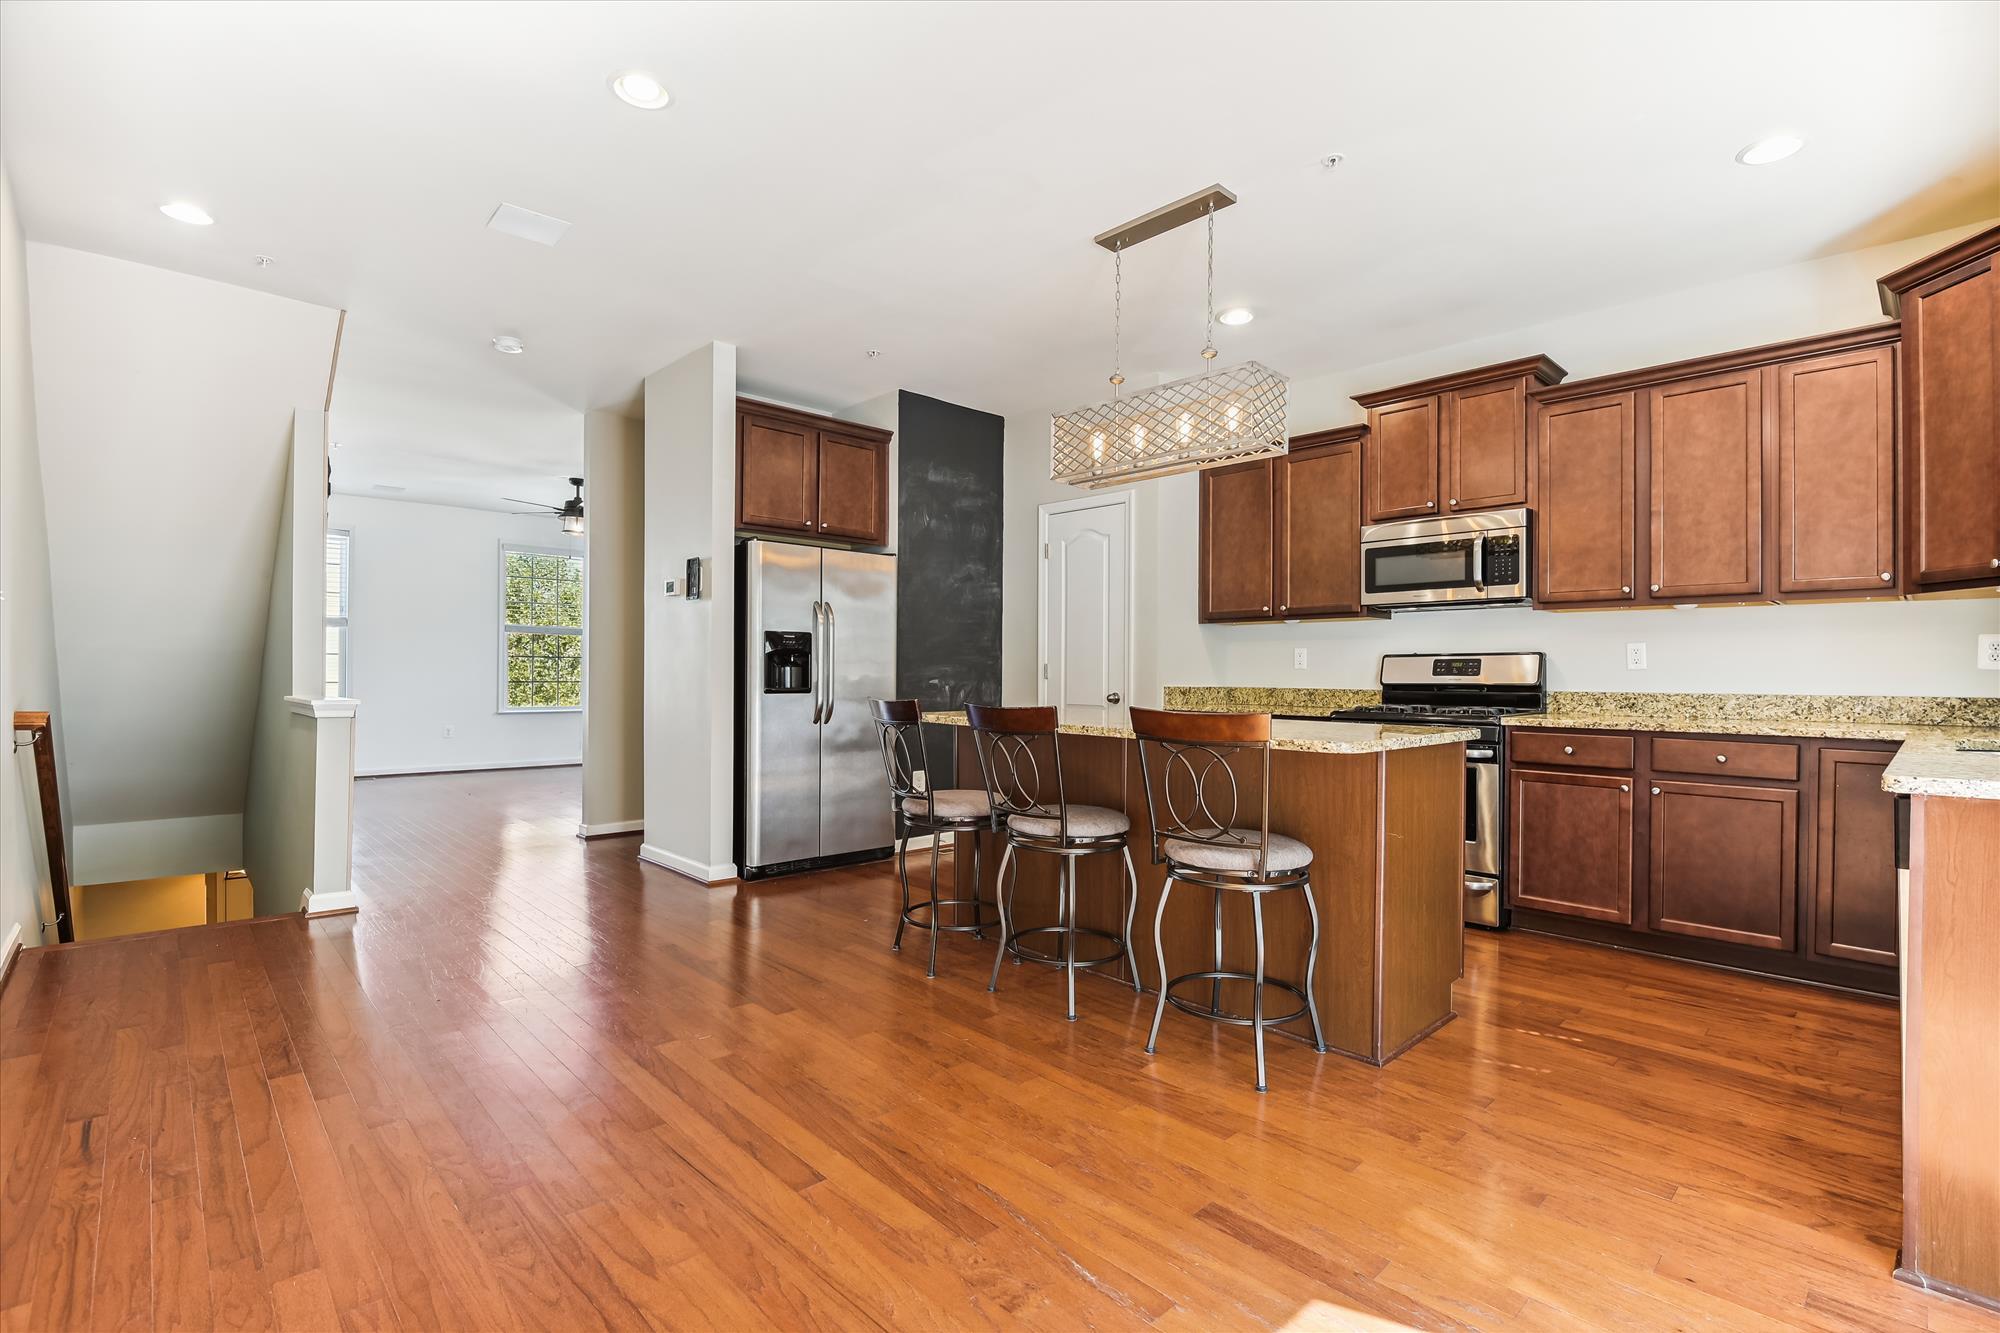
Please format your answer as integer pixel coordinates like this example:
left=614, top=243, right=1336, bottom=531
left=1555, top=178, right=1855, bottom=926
left=637, top=843, right=737, bottom=885
left=286, top=696, right=358, bottom=719
left=301, top=887, right=360, bottom=916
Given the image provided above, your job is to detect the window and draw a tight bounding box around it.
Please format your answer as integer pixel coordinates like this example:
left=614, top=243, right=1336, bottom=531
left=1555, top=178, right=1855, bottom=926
left=500, top=545, right=583, bottom=711
left=324, top=528, right=350, bottom=698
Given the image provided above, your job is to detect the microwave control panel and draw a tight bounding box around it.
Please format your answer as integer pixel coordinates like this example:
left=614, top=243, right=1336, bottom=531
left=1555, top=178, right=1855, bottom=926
left=1484, top=534, right=1522, bottom=587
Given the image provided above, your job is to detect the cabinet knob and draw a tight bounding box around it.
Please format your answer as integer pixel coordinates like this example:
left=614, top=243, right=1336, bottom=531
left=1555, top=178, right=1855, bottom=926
left=1279, top=604, right=1288, bottom=612
left=1991, top=557, right=1999, bottom=569
left=1448, top=498, right=1458, bottom=507
left=1651, top=786, right=1661, bottom=795
left=1262, top=605, right=1270, bottom=613
left=1716, top=754, right=1728, bottom=764
left=1563, top=745, right=1574, bottom=755
left=1620, top=784, right=1630, bottom=793
left=1621, top=586, right=1632, bottom=595
left=1880, top=572, right=1893, bottom=582
left=1426, top=500, right=1436, bottom=509
left=1650, top=583, right=1661, bottom=593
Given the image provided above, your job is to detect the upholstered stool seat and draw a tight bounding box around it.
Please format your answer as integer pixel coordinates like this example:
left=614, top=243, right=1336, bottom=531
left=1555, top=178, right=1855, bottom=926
left=1008, top=804, right=1131, bottom=839
left=1162, top=830, right=1313, bottom=874
left=912, top=788, right=991, bottom=821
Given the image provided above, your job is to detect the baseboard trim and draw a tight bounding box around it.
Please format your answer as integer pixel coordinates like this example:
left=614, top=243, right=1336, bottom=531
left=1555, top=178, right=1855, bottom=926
left=301, top=888, right=361, bottom=917
left=357, top=760, right=582, bottom=778
left=578, top=820, right=644, bottom=839
left=0, top=923, right=22, bottom=993
left=638, top=843, right=737, bottom=885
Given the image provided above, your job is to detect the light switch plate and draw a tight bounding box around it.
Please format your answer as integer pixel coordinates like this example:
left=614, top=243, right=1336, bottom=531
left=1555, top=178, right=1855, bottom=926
left=1293, top=648, right=1309, bottom=670
left=1626, top=642, right=1648, bottom=670
left=1978, top=633, right=2000, bottom=670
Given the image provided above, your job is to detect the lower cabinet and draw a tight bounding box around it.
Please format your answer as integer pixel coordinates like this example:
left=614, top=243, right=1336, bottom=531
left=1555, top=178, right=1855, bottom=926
left=1647, top=780, right=1796, bottom=950
left=1509, top=769, right=1634, bottom=923
left=1506, top=728, right=1898, bottom=993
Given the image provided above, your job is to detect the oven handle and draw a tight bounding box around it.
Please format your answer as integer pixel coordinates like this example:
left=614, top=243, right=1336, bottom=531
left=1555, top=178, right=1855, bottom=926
left=1471, top=534, right=1485, bottom=590
left=1466, top=747, right=1496, bottom=760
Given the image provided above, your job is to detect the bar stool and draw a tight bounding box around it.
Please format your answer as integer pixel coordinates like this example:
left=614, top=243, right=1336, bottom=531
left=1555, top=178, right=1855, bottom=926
left=1131, top=707, right=1326, bottom=1092
left=965, top=705, right=1141, bottom=1022
left=869, top=699, right=995, bottom=979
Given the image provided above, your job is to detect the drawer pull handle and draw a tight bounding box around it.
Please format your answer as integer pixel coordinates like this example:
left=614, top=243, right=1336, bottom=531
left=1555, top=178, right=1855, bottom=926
left=1563, top=745, right=1574, bottom=755
left=1716, top=754, right=1727, bottom=763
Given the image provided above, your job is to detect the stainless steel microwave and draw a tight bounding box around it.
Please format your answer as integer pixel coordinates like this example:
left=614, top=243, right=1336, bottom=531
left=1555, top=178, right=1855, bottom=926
left=1360, top=507, right=1531, bottom=609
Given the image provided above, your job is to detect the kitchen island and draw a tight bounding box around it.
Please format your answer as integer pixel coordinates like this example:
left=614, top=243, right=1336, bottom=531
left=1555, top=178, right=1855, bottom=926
left=925, top=713, right=1473, bottom=1066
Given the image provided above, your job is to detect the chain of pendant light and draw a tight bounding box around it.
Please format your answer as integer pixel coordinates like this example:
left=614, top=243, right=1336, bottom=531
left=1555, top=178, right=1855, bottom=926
left=1108, top=205, right=1224, bottom=394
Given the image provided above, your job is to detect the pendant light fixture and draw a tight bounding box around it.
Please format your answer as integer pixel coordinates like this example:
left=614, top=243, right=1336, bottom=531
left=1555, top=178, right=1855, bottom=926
left=1051, top=185, right=1288, bottom=487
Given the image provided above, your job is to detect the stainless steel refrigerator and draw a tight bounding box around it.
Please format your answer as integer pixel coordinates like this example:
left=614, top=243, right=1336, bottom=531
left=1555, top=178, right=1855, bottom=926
left=738, top=539, right=896, bottom=879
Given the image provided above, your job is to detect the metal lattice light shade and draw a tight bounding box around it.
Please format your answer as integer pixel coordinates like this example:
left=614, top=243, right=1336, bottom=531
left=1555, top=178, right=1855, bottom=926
left=1051, top=360, right=1289, bottom=487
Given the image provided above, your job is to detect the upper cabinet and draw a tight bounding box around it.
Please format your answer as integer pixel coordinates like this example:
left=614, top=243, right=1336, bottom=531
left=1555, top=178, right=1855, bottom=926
left=1530, top=324, right=1902, bottom=609
left=1354, top=356, right=1566, bottom=525
left=1879, top=225, right=2000, bottom=592
left=736, top=399, right=892, bottom=548
left=1199, top=426, right=1375, bottom=623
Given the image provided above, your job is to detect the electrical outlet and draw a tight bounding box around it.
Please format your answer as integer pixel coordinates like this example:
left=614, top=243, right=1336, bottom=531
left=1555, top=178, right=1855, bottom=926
left=442, top=725, right=455, bottom=739
left=1979, top=633, right=2000, bottom=671
left=1293, top=648, right=1309, bottom=670
left=1625, top=642, right=1648, bottom=671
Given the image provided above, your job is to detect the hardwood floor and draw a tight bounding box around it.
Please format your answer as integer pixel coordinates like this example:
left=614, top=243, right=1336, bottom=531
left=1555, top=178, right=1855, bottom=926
left=2, top=764, right=1993, bottom=1331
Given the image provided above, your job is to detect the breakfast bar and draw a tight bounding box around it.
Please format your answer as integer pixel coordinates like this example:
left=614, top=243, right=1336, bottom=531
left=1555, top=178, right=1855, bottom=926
left=926, top=712, right=1473, bottom=1065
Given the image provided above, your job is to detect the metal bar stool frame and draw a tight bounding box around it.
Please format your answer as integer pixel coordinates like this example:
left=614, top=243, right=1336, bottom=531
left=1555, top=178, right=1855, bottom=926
left=965, top=705, right=1142, bottom=1022
left=869, top=699, right=996, bottom=979
left=1131, top=707, right=1327, bottom=1091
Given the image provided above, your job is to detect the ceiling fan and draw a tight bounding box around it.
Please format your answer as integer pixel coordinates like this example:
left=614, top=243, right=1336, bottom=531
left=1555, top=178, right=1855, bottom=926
left=507, top=476, right=585, bottom=535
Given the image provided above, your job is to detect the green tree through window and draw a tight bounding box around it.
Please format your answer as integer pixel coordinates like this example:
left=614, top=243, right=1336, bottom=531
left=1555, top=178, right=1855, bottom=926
left=502, top=546, right=583, bottom=709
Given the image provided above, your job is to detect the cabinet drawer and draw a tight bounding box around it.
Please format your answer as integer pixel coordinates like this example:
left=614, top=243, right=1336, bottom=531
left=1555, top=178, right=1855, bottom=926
left=1509, top=731, right=1633, bottom=771
left=1649, top=737, right=1799, bottom=781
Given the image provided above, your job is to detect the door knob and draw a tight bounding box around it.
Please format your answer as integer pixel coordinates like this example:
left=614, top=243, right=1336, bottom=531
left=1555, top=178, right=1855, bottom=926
left=1106, top=692, right=1122, bottom=704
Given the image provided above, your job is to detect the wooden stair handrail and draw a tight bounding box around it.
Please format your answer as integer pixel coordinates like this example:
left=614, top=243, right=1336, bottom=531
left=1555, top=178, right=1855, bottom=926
left=12, top=712, right=74, bottom=944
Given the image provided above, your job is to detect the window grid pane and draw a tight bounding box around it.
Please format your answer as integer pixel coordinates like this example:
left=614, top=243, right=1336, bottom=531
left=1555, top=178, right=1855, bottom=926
left=501, top=545, right=583, bottom=710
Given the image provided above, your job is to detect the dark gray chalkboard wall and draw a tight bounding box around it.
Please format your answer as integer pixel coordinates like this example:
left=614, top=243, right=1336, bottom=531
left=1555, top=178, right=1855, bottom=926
left=895, top=391, right=1004, bottom=779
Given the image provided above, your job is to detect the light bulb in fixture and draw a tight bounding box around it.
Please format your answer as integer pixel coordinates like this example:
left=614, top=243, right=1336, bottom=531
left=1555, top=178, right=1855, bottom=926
left=1735, top=134, right=1804, bottom=165
left=1132, top=425, right=1146, bottom=452
left=561, top=512, right=585, bottom=536
left=160, top=201, right=213, bottom=225
left=1091, top=431, right=1105, bottom=462
left=1218, top=307, right=1255, bottom=326
left=492, top=336, right=525, bottom=355
left=1178, top=412, right=1193, bottom=442
left=1226, top=404, right=1241, bottom=433
left=610, top=70, right=671, bottom=109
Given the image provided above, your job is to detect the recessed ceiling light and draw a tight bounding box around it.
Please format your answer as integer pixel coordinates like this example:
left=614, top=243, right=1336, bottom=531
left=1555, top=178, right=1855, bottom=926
left=492, top=336, right=525, bottom=355
left=1218, top=307, right=1255, bottom=326
left=1735, top=134, right=1804, bottom=166
left=159, top=200, right=213, bottom=225
left=1320, top=153, right=1345, bottom=170
left=865, top=348, right=883, bottom=359
left=610, top=70, right=671, bottom=110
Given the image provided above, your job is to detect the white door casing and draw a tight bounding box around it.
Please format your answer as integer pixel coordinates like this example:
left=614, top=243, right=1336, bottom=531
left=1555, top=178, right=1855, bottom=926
left=1039, top=493, right=1133, bottom=728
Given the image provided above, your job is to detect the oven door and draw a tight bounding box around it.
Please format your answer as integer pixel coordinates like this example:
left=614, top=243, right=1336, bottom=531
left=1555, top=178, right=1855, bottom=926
left=1361, top=533, right=1485, bottom=607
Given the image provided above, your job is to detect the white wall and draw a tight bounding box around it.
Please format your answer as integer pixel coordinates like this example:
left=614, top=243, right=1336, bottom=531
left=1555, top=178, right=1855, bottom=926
left=328, top=493, right=583, bottom=776
left=0, top=166, right=69, bottom=955
left=1003, top=220, right=2000, bottom=704
left=581, top=410, right=643, bottom=835
left=642, top=342, right=737, bottom=882
left=25, top=240, right=339, bottom=828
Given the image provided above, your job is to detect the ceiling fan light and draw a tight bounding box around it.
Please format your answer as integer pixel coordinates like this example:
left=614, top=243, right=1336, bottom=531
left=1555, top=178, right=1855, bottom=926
left=561, top=511, right=585, bottom=536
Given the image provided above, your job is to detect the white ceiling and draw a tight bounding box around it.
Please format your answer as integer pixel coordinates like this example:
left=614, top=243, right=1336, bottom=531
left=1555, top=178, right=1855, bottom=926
left=4, top=0, right=1996, bottom=502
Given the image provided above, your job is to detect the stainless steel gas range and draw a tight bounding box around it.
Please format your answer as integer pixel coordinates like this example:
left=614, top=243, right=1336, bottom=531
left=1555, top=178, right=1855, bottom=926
left=1283, top=652, right=1547, bottom=929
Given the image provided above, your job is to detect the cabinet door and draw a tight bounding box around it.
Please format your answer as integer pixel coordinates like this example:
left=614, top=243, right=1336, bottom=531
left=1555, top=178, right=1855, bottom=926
left=1648, top=369, right=1763, bottom=600
left=1198, top=460, right=1276, bottom=621
left=1777, top=347, right=1896, bottom=594
left=816, top=430, right=888, bottom=545
left=1445, top=378, right=1528, bottom=513
left=1509, top=769, right=1634, bottom=923
left=1274, top=441, right=1362, bottom=616
left=738, top=412, right=818, bottom=533
left=1648, top=780, right=1797, bottom=951
left=1903, top=256, right=2000, bottom=586
left=1364, top=396, right=1440, bottom=523
left=1812, top=748, right=1898, bottom=968
left=1535, top=392, right=1637, bottom=604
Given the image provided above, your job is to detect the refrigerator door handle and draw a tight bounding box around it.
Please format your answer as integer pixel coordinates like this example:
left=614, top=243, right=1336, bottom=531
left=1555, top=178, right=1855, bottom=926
left=810, top=600, right=826, bottom=724
left=823, top=601, right=837, bottom=723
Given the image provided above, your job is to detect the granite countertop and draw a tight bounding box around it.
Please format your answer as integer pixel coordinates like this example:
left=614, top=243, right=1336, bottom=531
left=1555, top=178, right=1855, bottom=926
left=920, top=711, right=1476, bottom=756
left=1160, top=686, right=2000, bottom=801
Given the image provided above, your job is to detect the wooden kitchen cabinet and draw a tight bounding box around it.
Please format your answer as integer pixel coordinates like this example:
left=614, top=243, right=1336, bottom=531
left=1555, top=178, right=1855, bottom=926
left=735, top=399, right=892, bottom=547
left=1354, top=356, right=1565, bottom=525
left=1534, top=391, right=1638, bottom=604
left=1508, top=768, right=1635, bottom=924
left=1775, top=345, right=1898, bottom=594
left=1811, top=748, right=1899, bottom=968
left=1879, top=225, right=2000, bottom=591
left=1648, top=368, right=1763, bottom=600
left=1200, top=427, right=1374, bottom=623
left=1647, top=779, right=1797, bottom=951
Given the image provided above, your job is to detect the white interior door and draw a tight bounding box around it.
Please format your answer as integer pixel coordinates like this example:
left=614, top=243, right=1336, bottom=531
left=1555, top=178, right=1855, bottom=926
left=1042, top=496, right=1130, bottom=728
